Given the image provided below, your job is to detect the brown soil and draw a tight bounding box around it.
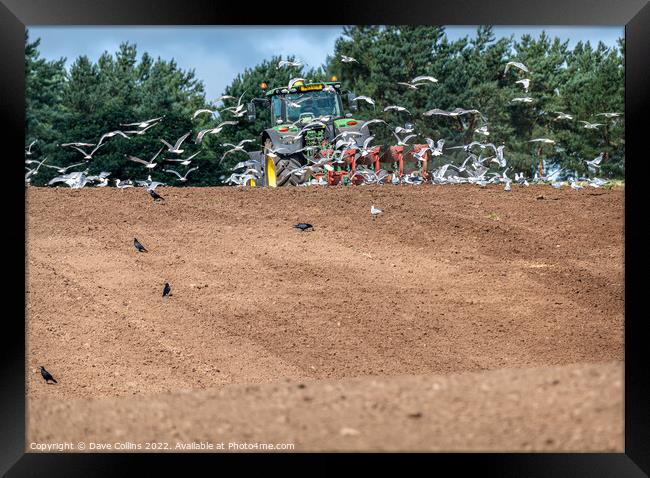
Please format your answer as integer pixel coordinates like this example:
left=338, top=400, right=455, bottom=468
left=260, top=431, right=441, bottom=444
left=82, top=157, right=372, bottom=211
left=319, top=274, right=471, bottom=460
left=25, top=184, right=624, bottom=451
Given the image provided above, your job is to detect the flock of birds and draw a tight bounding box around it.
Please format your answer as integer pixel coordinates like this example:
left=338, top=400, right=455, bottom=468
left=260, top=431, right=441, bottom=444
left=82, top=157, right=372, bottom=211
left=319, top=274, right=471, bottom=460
left=25, top=56, right=620, bottom=202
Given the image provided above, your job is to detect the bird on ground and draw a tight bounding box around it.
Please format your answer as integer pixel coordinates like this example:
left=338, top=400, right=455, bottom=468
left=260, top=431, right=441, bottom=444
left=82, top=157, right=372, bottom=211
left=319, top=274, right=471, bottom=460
left=126, top=147, right=164, bottom=169
left=163, top=283, right=171, bottom=297
left=340, top=55, right=358, bottom=63
left=504, top=61, right=529, bottom=75
left=351, top=95, right=375, bottom=107
left=504, top=181, right=512, bottom=192
left=370, top=205, right=382, bottom=220
left=115, top=179, right=134, bottom=188
left=161, top=132, right=191, bottom=154
left=133, top=238, right=148, bottom=252
left=293, top=223, right=313, bottom=231
left=164, top=167, right=199, bottom=182
left=39, top=366, right=57, bottom=384
left=149, top=189, right=164, bottom=201
left=196, top=121, right=238, bottom=144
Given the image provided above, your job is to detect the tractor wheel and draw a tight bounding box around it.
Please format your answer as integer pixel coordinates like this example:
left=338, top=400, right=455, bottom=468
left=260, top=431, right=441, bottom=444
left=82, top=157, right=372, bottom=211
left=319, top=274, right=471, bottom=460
left=264, top=139, right=305, bottom=187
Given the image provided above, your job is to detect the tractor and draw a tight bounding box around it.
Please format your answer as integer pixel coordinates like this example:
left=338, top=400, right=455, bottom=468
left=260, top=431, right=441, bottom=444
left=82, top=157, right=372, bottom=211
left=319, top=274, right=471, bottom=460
left=244, top=80, right=435, bottom=187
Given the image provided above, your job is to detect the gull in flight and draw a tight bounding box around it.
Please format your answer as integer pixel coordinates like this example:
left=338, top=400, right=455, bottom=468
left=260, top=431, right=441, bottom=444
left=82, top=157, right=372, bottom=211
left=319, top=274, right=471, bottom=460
left=164, top=167, right=199, bottom=182
left=554, top=112, right=573, bottom=121
left=529, top=138, right=556, bottom=145
left=220, top=139, right=255, bottom=164
left=126, top=147, right=164, bottom=169
left=288, top=77, right=306, bottom=89
left=192, top=108, right=220, bottom=120
left=60, top=142, right=95, bottom=148
left=584, top=153, right=604, bottom=173
left=579, top=121, right=604, bottom=129
left=98, top=130, right=130, bottom=146
left=504, top=61, right=529, bottom=75
left=277, top=59, right=303, bottom=69
left=164, top=151, right=200, bottom=167
left=351, top=95, right=375, bottom=108
left=411, top=75, right=438, bottom=84
left=392, top=132, right=417, bottom=146
left=196, top=121, right=238, bottom=144
left=384, top=105, right=411, bottom=115
left=475, top=125, right=490, bottom=136
left=42, top=161, right=86, bottom=174
left=425, top=138, right=445, bottom=156
left=161, top=132, right=191, bottom=153
left=26, top=140, right=37, bottom=156
left=511, top=97, right=534, bottom=103
left=121, top=116, right=164, bottom=129
left=370, top=205, right=382, bottom=220
left=360, top=118, right=386, bottom=131
left=25, top=157, right=49, bottom=177
left=515, top=78, right=531, bottom=92
left=397, top=81, right=426, bottom=90
left=340, top=55, right=358, bottom=63
left=595, top=112, right=622, bottom=118
left=122, top=121, right=160, bottom=136
left=394, top=125, right=414, bottom=135
left=70, top=142, right=106, bottom=160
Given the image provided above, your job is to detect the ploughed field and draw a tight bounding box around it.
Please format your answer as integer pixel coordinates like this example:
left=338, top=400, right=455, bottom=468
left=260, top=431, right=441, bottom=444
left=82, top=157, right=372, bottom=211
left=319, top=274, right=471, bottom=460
left=26, top=185, right=624, bottom=451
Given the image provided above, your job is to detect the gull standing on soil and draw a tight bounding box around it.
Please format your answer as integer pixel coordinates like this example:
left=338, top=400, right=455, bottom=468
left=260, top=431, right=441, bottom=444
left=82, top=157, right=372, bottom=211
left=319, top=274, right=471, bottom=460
left=370, top=205, right=382, bottom=220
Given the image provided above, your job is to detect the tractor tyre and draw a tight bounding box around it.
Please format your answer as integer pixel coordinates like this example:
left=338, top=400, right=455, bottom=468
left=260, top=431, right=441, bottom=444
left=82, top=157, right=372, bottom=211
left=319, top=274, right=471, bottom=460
left=263, top=139, right=306, bottom=187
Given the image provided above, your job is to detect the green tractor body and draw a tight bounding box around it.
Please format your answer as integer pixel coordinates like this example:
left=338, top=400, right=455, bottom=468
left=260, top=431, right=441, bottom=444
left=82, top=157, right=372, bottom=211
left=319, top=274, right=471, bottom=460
left=247, top=81, right=371, bottom=186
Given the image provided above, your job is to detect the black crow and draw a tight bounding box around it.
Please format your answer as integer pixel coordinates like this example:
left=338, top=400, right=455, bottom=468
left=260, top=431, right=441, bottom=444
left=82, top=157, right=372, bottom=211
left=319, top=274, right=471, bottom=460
left=149, top=189, right=164, bottom=201
left=163, top=282, right=171, bottom=297
left=40, top=366, right=57, bottom=384
left=133, top=238, right=148, bottom=252
left=293, top=223, right=314, bottom=232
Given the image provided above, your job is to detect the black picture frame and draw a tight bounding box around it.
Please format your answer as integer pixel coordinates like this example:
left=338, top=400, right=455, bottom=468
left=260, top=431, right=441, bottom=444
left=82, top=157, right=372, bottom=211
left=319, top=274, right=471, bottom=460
left=2, top=0, right=647, bottom=475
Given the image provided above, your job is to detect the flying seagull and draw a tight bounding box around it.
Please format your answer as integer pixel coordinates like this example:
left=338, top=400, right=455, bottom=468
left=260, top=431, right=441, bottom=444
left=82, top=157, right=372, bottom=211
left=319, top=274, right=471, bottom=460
left=515, top=78, right=531, bottom=92
left=277, top=59, right=302, bottom=69
left=26, top=140, right=37, bottom=156
left=164, top=167, right=199, bottom=182
left=220, top=139, right=256, bottom=164
left=120, top=116, right=164, bottom=128
left=164, top=151, right=200, bottom=166
left=70, top=142, right=106, bottom=160
left=126, top=147, right=164, bottom=169
left=579, top=121, right=604, bottom=129
left=340, top=55, right=358, bottom=63
left=504, top=61, right=529, bottom=75
left=98, top=130, right=130, bottom=146
left=133, top=238, right=148, bottom=252
left=196, top=121, right=238, bottom=144
left=351, top=95, right=375, bottom=107
left=384, top=105, right=411, bottom=115
left=161, top=132, right=191, bottom=154
left=40, top=366, right=57, bottom=384
left=554, top=112, right=574, bottom=121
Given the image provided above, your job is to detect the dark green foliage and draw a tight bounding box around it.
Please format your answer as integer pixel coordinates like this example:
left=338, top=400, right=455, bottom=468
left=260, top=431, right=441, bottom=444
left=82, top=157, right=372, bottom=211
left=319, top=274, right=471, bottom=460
left=25, top=26, right=625, bottom=186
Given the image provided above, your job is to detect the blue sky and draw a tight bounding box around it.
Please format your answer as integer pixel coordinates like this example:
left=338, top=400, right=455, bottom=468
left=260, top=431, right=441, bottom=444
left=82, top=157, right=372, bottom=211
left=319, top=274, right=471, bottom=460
left=27, top=26, right=623, bottom=101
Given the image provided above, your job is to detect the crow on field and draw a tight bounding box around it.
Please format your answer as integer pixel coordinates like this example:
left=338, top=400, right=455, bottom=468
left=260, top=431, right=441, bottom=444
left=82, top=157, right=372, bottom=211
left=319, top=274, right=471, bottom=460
left=163, top=282, right=171, bottom=297
left=39, top=366, right=57, bottom=384
left=133, top=238, right=148, bottom=252
left=293, top=223, right=313, bottom=232
left=149, top=189, right=164, bottom=201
